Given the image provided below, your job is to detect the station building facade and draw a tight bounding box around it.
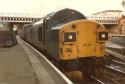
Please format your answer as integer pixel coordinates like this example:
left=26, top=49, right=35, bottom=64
left=92, top=10, right=125, bottom=35
left=92, top=10, right=122, bottom=17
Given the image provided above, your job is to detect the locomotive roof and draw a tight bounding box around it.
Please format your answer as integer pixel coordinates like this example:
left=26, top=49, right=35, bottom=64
left=49, top=8, right=86, bottom=18
left=33, top=8, right=86, bottom=27
left=48, top=8, right=86, bottom=27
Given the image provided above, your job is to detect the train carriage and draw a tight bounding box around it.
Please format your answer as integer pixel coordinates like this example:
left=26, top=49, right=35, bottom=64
left=0, top=22, right=17, bottom=47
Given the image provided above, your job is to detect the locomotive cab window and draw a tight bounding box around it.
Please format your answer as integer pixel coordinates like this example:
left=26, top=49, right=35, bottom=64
left=63, top=32, right=76, bottom=43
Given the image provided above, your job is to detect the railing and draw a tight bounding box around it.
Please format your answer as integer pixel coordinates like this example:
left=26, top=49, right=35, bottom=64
left=0, top=16, right=40, bottom=23
left=87, top=16, right=119, bottom=24
left=87, top=16, right=119, bottom=20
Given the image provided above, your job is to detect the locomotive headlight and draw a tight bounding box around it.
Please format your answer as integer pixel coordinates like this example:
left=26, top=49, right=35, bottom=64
left=64, top=32, right=76, bottom=42
left=102, top=34, right=105, bottom=38
left=98, top=32, right=108, bottom=41
left=68, top=35, right=73, bottom=39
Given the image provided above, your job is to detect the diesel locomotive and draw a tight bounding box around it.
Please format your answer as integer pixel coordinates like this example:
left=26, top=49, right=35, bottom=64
left=20, top=8, right=108, bottom=79
left=0, top=22, right=17, bottom=47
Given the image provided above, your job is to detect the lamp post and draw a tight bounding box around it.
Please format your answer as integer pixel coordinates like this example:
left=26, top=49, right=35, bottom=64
left=121, top=0, right=125, bottom=34
left=122, top=0, right=125, bottom=14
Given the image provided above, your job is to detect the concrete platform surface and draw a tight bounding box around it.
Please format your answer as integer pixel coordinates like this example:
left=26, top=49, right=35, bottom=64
left=0, top=44, right=38, bottom=84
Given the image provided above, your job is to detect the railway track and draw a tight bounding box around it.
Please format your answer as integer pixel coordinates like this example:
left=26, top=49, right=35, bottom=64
left=105, top=65, right=125, bottom=74
left=105, top=55, right=125, bottom=84
left=105, top=52, right=125, bottom=75
left=105, top=58, right=125, bottom=75
left=104, top=64, right=125, bottom=84
left=106, top=37, right=125, bottom=84
left=91, top=76, right=105, bottom=84
left=103, top=50, right=125, bottom=84
left=112, top=60, right=125, bottom=65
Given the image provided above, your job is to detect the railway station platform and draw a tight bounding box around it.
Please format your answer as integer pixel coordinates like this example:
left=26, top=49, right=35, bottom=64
left=0, top=36, right=72, bottom=84
left=0, top=41, right=37, bottom=84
